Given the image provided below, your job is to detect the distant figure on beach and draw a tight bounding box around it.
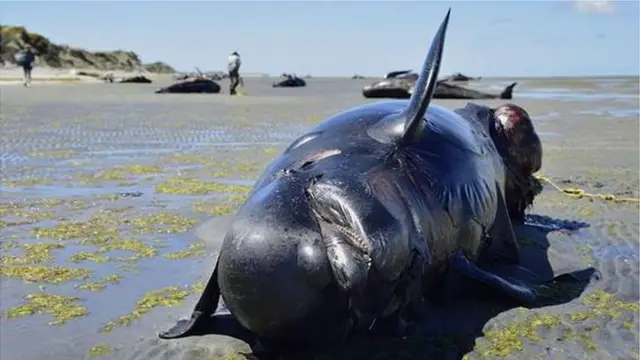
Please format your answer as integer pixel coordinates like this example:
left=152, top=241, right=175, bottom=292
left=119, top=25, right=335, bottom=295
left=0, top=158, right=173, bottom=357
left=15, top=46, right=36, bottom=87
left=227, top=51, right=242, bottom=95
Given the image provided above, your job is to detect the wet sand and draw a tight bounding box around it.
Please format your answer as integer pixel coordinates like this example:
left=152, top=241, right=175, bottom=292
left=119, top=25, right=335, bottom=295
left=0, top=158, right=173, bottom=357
left=0, top=76, right=638, bottom=360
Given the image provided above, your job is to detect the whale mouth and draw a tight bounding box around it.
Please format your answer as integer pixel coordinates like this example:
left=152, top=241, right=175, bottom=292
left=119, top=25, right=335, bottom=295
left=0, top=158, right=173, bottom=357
left=314, top=210, right=368, bottom=257
left=306, top=181, right=372, bottom=296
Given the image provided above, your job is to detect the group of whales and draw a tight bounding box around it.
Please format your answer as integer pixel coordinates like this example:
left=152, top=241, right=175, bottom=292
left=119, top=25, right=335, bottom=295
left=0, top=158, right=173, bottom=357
left=152, top=59, right=514, bottom=99
left=154, top=70, right=516, bottom=99
left=153, top=70, right=515, bottom=99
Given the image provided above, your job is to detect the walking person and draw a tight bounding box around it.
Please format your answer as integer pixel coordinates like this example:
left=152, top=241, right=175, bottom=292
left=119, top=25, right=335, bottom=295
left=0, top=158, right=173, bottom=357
left=15, top=46, right=36, bottom=87
left=227, top=51, right=242, bottom=95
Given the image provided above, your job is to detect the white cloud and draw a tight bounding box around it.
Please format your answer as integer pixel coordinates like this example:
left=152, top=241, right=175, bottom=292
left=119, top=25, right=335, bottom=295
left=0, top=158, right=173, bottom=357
left=573, top=0, right=616, bottom=14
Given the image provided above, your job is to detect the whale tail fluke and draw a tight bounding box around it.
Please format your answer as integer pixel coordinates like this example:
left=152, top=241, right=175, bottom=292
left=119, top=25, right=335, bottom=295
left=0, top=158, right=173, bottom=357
left=500, top=82, right=518, bottom=100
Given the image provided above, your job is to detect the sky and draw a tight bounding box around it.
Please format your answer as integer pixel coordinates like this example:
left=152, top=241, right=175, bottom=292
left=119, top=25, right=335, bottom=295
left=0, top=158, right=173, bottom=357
left=1, top=0, right=639, bottom=77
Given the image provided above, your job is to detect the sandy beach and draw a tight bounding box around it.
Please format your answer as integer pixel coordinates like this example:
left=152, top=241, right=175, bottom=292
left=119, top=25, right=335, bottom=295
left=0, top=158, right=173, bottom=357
left=0, top=66, right=176, bottom=86
left=0, top=75, right=638, bottom=360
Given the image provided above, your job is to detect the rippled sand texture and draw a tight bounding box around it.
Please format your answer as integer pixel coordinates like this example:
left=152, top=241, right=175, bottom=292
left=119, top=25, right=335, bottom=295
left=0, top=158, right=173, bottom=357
left=0, top=76, right=638, bottom=360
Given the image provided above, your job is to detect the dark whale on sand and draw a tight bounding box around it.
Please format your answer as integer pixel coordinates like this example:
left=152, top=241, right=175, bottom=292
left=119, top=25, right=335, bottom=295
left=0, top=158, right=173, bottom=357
left=118, top=75, right=152, bottom=84
left=155, top=79, right=221, bottom=94
left=363, top=72, right=517, bottom=100
left=384, top=69, right=413, bottom=79
left=158, top=9, right=569, bottom=351
left=440, top=72, right=481, bottom=82
left=272, top=74, right=306, bottom=88
left=102, top=73, right=153, bottom=84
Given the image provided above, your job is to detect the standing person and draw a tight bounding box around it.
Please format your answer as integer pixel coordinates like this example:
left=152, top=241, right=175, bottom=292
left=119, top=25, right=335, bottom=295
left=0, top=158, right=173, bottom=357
left=227, top=51, right=242, bottom=95
left=15, top=46, right=36, bottom=87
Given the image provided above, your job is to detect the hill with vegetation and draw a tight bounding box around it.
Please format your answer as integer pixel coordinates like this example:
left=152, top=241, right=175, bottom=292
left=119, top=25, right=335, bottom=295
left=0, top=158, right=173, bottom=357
left=0, top=25, right=175, bottom=73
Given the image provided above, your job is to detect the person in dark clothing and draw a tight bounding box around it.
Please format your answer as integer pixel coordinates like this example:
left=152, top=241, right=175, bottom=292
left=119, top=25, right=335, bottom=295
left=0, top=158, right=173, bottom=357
left=227, top=51, right=242, bottom=95
left=16, top=46, right=36, bottom=87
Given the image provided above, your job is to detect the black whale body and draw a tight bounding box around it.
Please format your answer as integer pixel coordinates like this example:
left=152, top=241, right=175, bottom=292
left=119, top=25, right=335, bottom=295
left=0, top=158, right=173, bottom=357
left=387, top=70, right=480, bottom=82
left=440, top=72, right=481, bottom=82
left=272, top=75, right=306, bottom=88
left=118, top=75, right=152, bottom=84
left=158, top=9, right=581, bottom=352
left=363, top=72, right=516, bottom=100
left=384, top=69, right=413, bottom=79
left=155, top=79, right=221, bottom=94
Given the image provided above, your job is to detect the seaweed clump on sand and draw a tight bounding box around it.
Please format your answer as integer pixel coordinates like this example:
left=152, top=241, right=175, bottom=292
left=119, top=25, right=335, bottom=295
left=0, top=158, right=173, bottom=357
left=209, top=160, right=265, bottom=179
left=471, top=312, right=561, bottom=358
left=1, top=177, right=54, bottom=187
left=568, top=289, right=640, bottom=323
left=77, top=165, right=161, bottom=183
left=70, top=239, right=158, bottom=263
left=31, top=215, right=120, bottom=244
left=155, top=177, right=251, bottom=196
left=1, top=242, right=65, bottom=265
left=30, top=149, right=76, bottom=159
left=87, top=344, right=113, bottom=359
left=1, top=232, right=97, bottom=285
left=0, top=265, right=92, bottom=284
left=75, top=274, right=123, bottom=292
left=0, top=201, right=61, bottom=226
left=124, top=212, right=197, bottom=234
left=470, top=289, right=640, bottom=358
left=4, top=293, right=88, bottom=325
left=100, top=286, right=190, bottom=332
left=191, top=194, right=247, bottom=216
left=31, top=210, right=195, bottom=265
left=164, top=241, right=206, bottom=260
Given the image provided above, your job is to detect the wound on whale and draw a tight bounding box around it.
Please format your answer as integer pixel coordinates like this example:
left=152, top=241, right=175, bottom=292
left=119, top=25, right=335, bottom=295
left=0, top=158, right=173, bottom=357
left=159, top=9, right=548, bottom=348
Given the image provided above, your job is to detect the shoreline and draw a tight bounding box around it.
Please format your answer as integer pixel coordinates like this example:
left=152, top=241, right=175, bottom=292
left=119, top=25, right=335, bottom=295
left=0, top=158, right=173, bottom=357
left=0, top=66, right=176, bottom=86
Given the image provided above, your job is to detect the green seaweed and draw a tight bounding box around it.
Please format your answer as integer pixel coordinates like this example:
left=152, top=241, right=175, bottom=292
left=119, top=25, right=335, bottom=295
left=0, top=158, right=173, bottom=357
left=475, top=313, right=561, bottom=358
left=155, top=177, right=251, bottom=195
left=1, top=177, right=53, bottom=187
left=191, top=195, right=246, bottom=216
left=578, top=333, right=597, bottom=351
left=97, top=194, right=120, bottom=201
left=77, top=165, right=161, bottom=182
left=4, top=293, right=88, bottom=325
left=164, top=242, right=206, bottom=259
left=30, top=149, right=75, bottom=159
left=577, top=289, right=640, bottom=319
left=87, top=344, right=113, bottom=358
left=191, top=281, right=205, bottom=294
left=578, top=207, right=595, bottom=217
left=76, top=274, right=123, bottom=292
left=1, top=265, right=92, bottom=284
left=0, top=242, right=64, bottom=265
left=125, top=212, right=197, bottom=234
left=70, top=251, right=111, bottom=263
left=100, top=286, right=190, bottom=332
left=32, top=216, right=120, bottom=243
left=164, top=153, right=211, bottom=165
left=473, top=289, right=640, bottom=358
left=98, top=239, right=158, bottom=260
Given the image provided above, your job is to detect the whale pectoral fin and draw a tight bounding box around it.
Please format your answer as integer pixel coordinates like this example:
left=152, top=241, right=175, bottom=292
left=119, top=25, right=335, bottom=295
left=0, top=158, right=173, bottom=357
left=452, top=251, right=537, bottom=303
left=158, top=261, right=221, bottom=340
left=159, top=310, right=208, bottom=339
left=483, top=186, right=520, bottom=265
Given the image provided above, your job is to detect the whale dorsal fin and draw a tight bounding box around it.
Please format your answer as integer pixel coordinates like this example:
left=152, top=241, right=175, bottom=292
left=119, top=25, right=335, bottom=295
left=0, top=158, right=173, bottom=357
left=398, top=9, right=451, bottom=146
